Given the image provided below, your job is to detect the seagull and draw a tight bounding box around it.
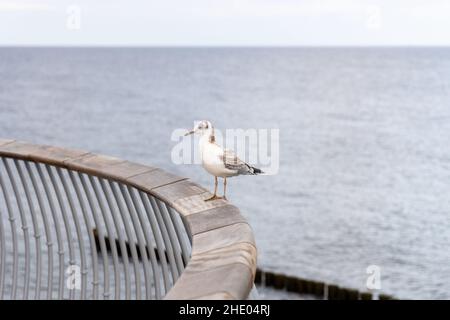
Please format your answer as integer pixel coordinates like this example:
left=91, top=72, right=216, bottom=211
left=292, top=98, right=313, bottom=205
left=184, top=120, right=263, bottom=201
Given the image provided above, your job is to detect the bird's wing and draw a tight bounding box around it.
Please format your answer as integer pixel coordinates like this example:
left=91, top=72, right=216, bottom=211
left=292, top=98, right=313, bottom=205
left=220, top=148, right=251, bottom=173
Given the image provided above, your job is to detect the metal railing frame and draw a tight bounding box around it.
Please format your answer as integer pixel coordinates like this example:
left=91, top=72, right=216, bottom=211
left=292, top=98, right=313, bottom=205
left=0, top=139, right=256, bottom=300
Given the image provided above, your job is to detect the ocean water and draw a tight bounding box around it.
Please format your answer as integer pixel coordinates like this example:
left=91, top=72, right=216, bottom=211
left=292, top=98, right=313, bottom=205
left=0, top=47, right=449, bottom=299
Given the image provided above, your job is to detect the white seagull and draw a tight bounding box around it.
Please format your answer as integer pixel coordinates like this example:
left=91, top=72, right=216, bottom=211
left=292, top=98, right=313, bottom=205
left=184, top=120, right=263, bottom=201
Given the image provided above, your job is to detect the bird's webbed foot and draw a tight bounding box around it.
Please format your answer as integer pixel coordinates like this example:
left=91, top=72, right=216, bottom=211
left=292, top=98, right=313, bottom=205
left=205, top=194, right=224, bottom=202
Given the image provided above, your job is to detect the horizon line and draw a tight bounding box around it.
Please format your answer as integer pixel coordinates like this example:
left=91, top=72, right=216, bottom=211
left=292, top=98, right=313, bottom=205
left=1, top=44, right=450, bottom=49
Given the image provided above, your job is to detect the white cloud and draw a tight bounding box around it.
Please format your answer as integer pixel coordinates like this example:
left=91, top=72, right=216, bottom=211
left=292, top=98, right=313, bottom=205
left=0, top=1, right=53, bottom=12
left=1, top=0, right=450, bottom=45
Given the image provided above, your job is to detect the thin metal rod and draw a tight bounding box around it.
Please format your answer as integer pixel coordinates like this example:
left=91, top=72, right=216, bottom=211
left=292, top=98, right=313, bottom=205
left=128, top=186, right=162, bottom=300
left=69, top=170, right=99, bottom=299
left=2, top=158, right=31, bottom=299
left=26, top=162, right=54, bottom=299
left=139, top=191, right=171, bottom=294
left=0, top=163, right=18, bottom=299
left=119, top=184, right=152, bottom=300
left=14, top=159, right=43, bottom=300
left=36, top=163, right=65, bottom=299
left=158, top=201, right=184, bottom=275
left=180, top=212, right=193, bottom=245
left=0, top=190, right=5, bottom=300
left=57, top=167, right=88, bottom=300
left=167, top=205, right=190, bottom=267
left=148, top=195, right=179, bottom=283
left=99, top=179, right=132, bottom=300
left=88, top=175, right=121, bottom=300
left=108, top=181, right=141, bottom=300
left=78, top=173, right=109, bottom=299
left=46, top=164, right=76, bottom=300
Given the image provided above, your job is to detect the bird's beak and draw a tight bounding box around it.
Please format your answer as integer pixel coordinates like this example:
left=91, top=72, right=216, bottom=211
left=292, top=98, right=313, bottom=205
left=184, top=130, right=195, bottom=136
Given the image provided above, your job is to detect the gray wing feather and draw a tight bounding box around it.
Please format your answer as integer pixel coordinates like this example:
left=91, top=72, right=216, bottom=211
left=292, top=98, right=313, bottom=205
left=220, top=149, right=253, bottom=174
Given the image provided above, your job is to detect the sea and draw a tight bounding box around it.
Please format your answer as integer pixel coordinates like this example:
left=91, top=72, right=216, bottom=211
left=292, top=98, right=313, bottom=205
left=0, top=47, right=449, bottom=299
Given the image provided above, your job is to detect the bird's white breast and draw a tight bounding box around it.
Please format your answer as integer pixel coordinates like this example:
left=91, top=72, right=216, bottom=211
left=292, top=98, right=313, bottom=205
left=199, top=137, right=237, bottom=178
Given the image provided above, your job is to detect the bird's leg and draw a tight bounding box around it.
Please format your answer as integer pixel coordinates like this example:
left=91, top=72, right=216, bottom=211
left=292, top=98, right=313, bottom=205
left=223, top=177, right=227, bottom=200
left=205, top=176, right=219, bottom=201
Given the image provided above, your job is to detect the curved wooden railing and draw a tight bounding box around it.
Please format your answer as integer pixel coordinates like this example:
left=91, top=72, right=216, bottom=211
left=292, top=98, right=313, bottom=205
left=0, top=139, right=257, bottom=300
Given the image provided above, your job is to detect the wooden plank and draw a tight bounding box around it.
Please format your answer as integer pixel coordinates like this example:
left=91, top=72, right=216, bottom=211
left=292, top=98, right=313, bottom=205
left=63, top=154, right=156, bottom=184
left=151, top=179, right=207, bottom=203
left=64, top=153, right=126, bottom=177
left=172, top=193, right=229, bottom=217
left=164, top=263, right=253, bottom=300
left=28, top=145, right=90, bottom=166
left=184, top=204, right=247, bottom=235
left=152, top=180, right=229, bottom=216
left=0, top=140, right=43, bottom=159
left=126, top=168, right=186, bottom=192
left=191, top=222, right=255, bottom=255
left=89, top=160, right=157, bottom=181
left=186, top=242, right=256, bottom=275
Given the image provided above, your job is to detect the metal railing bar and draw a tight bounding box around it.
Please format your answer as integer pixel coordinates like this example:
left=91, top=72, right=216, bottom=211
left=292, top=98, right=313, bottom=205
left=167, top=206, right=190, bottom=267
left=14, top=159, right=43, bottom=300
left=0, top=163, right=19, bottom=299
left=0, top=206, right=5, bottom=299
left=36, top=163, right=65, bottom=299
left=78, top=172, right=109, bottom=300
left=26, top=161, right=54, bottom=299
left=99, top=179, right=132, bottom=300
left=128, top=186, right=162, bottom=300
left=68, top=170, right=100, bottom=299
left=119, top=185, right=153, bottom=300
left=139, top=191, right=171, bottom=294
left=2, top=158, right=31, bottom=299
left=108, top=181, right=142, bottom=300
left=57, top=167, right=88, bottom=300
left=46, top=164, right=76, bottom=300
left=148, top=195, right=179, bottom=283
left=158, top=201, right=184, bottom=276
left=88, top=175, right=121, bottom=300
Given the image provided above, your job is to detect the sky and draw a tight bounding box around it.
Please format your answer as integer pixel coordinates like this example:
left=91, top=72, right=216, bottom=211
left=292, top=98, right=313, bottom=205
left=1, top=0, right=450, bottom=46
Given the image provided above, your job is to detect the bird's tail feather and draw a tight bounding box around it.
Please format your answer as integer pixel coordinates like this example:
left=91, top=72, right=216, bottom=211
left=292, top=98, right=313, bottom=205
left=250, top=166, right=264, bottom=175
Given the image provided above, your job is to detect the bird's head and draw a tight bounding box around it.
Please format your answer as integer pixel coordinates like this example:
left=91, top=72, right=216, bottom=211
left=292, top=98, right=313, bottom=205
left=184, top=120, right=213, bottom=136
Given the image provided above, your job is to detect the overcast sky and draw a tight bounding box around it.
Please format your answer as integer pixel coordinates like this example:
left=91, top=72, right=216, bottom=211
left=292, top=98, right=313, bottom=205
left=1, top=0, right=450, bottom=46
